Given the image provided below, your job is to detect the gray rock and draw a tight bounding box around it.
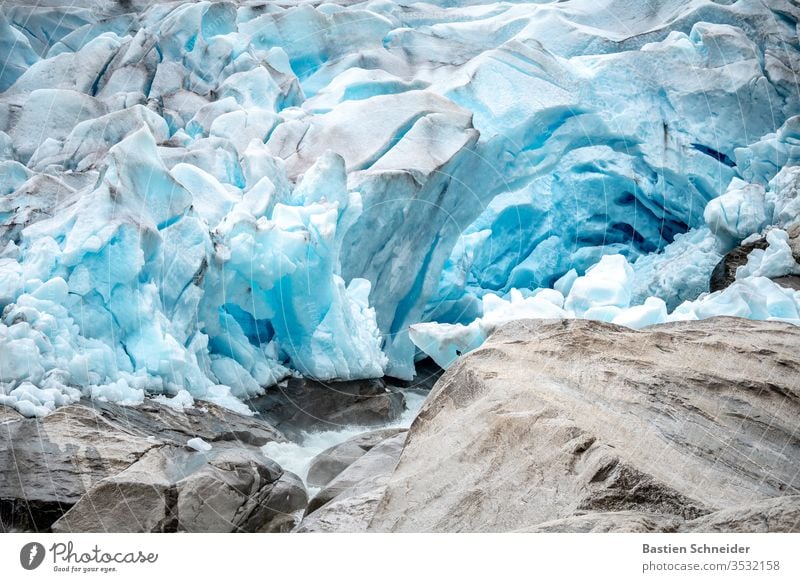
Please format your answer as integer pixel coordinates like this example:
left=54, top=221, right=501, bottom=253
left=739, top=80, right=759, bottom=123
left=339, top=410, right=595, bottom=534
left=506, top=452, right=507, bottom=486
left=306, top=432, right=407, bottom=516
left=771, top=275, right=800, bottom=290
left=1, top=404, right=161, bottom=531
left=0, top=405, right=23, bottom=423
left=296, top=481, right=389, bottom=533
left=787, top=222, right=800, bottom=259
left=249, top=377, right=405, bottom=436
left=710, top=238, right=769, bottom=291
left=298, top=432, right=407, bottom=532
left=522, top=512, right=682, bottom=533
left=368, top=318, right=800, bottom=532
left=52, top=445, right=307, bottom=533
left=0, top=399, right=287, bottom=532
left=386, top=358, right=444, bottom=392
left=250, top=471, right=309, bottom=533
left=89, top=399, right=284, bottom=447
left=306, top=427, right=407, bottom=488
left=681, top=496, right=800, bottom=533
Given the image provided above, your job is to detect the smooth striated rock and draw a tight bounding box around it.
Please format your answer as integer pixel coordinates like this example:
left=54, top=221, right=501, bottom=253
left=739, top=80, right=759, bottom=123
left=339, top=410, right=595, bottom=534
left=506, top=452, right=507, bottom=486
left=522, top=497, right=800, bottom=533
left=369, top=318, right=800, bottom=532
left=296, top=482, right=388, bottom=534
left=680, top=496, right=800, bottom=533
left=298, top=431, right=407, bottom=533
left=305, top=431, right=406, bottom=516
left=0, top=399, right=288, bottom=532
left=521, top=512, right=682, bottom=533
left=306, top=427, right=407, bottom=488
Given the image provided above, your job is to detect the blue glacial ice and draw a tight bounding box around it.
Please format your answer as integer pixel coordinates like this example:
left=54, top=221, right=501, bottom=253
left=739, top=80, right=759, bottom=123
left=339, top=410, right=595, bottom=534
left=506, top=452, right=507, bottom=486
left=0, top=0, right=799, bottom=415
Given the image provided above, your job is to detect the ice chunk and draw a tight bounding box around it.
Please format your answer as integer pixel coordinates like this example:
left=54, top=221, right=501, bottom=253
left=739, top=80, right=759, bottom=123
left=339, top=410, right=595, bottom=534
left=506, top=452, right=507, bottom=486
left=0, top=12, right=38, bottom=91
left=736, top=229, right=800, bottom=279
left=630, top=227, right=723, bottom=308
left=674, top=277, right=800, bottom=322
left=612, top=297, right=668, bottom=329
left=103, top=126, right=193, bottom=229
left=37, top=105, right=170, bottom=171
left=704, top=179, right=770, bottom=248
left=89, top=378, right=145, bottom=406
left=186, top=437, right=212, bottom=452
left=8, top=89, right=107, bottom=163
left=6, top=33, right=122, bottom=95
left=564, top=255, right=633, bottom=316
left=767, top=165, right=800, bottom=229
left=411, top=288, right=568, bottom=369
left=0, top=382, right=79, bottom=418
left=171, top=163, right=240, bottom=227
left=210, top=357, right=263, bottom=400
left=209, top=109, right=279, bottom=154
left=152, top=390, right=195, bottom=411
left=219, top=67, right=283, bottom=111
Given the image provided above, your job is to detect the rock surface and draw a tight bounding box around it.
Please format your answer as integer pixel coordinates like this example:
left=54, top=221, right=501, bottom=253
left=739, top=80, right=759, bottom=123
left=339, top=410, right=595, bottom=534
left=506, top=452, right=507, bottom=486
left=296, top=483, right=388, bottom=534
left=0, top=398, right=301, bottom=532
left=710, top=238, right=770, bottom=291
left=298, top=431, right=407, bottom=533
left=368, top=317, right=800, bottom=532
left=679, top=496, right=800, bottom=533
left=51, top=445, right=307, bottom=533
left=306, top=427, right=407, bottom=489
left=249, top=377, right=405, bottom=437
left=521, top=497, right=800, bottom=533
left=521, top=512, right=683, bottom=533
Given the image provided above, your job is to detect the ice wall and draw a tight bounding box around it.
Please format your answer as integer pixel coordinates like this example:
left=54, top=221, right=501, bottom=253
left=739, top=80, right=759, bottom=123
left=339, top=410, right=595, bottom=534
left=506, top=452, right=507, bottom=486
left=1, top=0, right=799, bottom=415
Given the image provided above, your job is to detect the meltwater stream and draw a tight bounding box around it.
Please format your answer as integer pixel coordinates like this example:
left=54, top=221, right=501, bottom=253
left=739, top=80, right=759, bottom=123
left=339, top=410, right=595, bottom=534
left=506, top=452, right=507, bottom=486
left=261, top=391, right=427, bottom=496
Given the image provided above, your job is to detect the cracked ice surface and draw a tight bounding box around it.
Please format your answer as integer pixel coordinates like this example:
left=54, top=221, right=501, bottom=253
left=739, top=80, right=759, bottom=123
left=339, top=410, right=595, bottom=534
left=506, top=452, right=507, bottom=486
left=0, top=0, right=799, bottom=415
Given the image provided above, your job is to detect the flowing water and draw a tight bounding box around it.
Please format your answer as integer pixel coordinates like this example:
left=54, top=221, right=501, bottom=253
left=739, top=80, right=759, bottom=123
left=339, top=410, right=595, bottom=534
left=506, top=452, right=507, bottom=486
left=261, top=390, right=427, bottom=496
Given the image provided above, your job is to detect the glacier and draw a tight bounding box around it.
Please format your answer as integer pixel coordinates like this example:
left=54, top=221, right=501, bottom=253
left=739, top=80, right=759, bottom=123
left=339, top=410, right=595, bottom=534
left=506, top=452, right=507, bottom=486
left=0, top=0, right=799, bottom=416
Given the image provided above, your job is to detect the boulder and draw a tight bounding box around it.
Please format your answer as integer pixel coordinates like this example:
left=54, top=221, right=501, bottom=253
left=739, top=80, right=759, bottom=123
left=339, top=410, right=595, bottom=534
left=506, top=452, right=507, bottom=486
left=386, top=358, right=444, bottom=393
left=710, top=237, right=769, bottom=291
left=249, top=377, right=405, bottom=436
left=89, top=399, right=283, bottom=447
left=0, top=399, right=288, bottom=532
left=51, top=445, right=307, bottom=533
left=296, top=483, right=389, bottom=534
left=306, top=427, right=407, bottom=488
left=1, top=403, right=159, bottom=531
left=251, top=471, right=309, bottom=533
left=298, top=432, right=407, bottom=533
left=368, top=318, right=800, bottom=532
left=305, top=431, right=407, bottom=516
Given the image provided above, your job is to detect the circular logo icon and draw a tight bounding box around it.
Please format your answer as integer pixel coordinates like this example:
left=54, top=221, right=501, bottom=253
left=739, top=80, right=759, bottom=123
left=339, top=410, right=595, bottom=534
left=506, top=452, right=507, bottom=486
left=20, top=542, right=45, bottom=570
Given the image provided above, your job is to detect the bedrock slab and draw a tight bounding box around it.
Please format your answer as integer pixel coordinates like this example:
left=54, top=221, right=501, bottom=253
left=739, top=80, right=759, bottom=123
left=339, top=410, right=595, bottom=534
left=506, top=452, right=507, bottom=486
left=368, top=317, right=800, bottom=532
